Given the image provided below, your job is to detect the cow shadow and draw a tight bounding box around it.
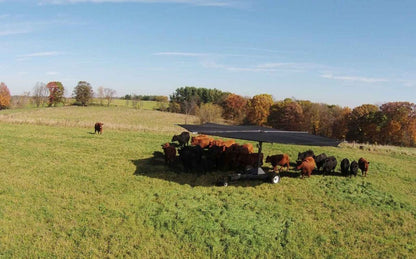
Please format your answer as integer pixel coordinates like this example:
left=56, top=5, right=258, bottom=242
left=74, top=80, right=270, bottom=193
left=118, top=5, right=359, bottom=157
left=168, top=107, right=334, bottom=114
left=131, top=152, right=276, bottom=187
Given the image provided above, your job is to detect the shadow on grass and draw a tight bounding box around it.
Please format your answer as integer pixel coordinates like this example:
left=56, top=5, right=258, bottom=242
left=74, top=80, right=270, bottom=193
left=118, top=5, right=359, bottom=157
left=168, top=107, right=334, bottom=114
left=131, top=152, right=284, bottom=187
left=131, top=153, right=351, bottom=187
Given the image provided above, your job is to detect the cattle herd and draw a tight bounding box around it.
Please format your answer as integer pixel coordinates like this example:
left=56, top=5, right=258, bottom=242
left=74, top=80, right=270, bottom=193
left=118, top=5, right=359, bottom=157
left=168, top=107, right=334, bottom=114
left=161, top=131, right=370, bottom=179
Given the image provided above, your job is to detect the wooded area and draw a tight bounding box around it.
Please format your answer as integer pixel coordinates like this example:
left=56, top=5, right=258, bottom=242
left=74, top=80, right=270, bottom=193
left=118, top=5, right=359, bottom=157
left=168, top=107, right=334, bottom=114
left=169, top=87, right=416, bottom=147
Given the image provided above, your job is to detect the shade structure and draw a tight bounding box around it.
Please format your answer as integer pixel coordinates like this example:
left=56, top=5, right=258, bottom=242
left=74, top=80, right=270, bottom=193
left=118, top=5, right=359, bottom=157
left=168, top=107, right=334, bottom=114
left=178, top=123, right=341, bottom=147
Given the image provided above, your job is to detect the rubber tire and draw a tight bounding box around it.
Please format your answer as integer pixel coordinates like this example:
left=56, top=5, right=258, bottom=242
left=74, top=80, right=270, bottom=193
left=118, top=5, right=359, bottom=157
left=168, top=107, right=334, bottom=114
left=270, top=173, right=280, bottom=184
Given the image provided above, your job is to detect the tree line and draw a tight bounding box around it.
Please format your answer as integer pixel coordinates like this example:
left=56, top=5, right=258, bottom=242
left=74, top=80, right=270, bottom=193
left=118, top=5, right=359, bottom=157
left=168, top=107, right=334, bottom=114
left=1, top=82, right=415, bottom=147
left=0, top=81, right=117, bottom=108
left=169, top=86, right=416, bottom=147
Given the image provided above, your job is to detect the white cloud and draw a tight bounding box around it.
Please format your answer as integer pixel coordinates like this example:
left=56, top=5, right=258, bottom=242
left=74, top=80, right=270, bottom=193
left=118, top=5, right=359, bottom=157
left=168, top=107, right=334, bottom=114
left=202, top=61, right=322, bottom=73
left=0, top=29, right=30, bottom=36
left=18, top=51, right=63, bottom=58
left=154, top=51, right=210, bottom=57
left=321, top=74, right=388, bottom=83
left=38, top=0, right=233, bottom=7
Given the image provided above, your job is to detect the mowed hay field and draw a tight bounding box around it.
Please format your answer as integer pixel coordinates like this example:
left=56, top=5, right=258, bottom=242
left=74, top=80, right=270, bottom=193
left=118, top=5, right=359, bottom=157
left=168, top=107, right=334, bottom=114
left=0, top=106, right=415, bottom=258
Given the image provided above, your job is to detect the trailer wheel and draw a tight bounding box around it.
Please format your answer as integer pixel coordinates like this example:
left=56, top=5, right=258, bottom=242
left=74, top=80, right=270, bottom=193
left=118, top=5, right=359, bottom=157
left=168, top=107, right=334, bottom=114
left=218, top=177, right=229, bottom=187
left=270, top=173, right=280, bottom=184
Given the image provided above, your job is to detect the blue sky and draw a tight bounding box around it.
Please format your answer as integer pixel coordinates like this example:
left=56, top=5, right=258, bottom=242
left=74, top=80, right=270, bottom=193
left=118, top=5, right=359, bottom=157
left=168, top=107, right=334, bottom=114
left=0, top=0, right=415, bottom=107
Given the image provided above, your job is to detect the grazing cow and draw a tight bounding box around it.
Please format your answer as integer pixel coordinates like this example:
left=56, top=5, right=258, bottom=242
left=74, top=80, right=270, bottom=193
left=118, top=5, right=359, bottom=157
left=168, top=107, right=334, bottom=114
left=340, top=158, right=350, bottom=176
left=350, top=161, right=359, bottom=177
left=322, top=156, right=337, bottom=176
left=161, top=143, right=176, bottom=165
left=178, top=145, right=203, bottom=172
left=297, top=150, right=315, bottom=164
left=94, top=122, right=103, bottom=134
left=314, top=153, right=327, bottom=172
left=296, top=157, right=316, bottom=178
left=171, top=132, right=190, bottom=147
left=191, top=135, right=214, bottom=149
left=358, top=157, right=370, bottom=177
left=266, top=154, right=290, bottom=172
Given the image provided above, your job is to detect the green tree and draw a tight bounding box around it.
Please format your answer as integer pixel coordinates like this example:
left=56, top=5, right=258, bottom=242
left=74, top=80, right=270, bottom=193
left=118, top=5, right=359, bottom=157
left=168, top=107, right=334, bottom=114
left=198, top=103, right=223, bottom=124
left=73, top=81, right=93, bottom=106
left=46, top=81, right=65, bottom=107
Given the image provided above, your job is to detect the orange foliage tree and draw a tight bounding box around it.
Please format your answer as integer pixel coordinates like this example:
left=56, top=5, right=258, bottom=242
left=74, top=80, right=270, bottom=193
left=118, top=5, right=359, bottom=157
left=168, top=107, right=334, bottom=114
left=246, top=94, right=274, bottom=125
left=0, top=82, right=11, bottom=109
left=222, top=93, right=248, bottom=123
left=380, top=102, right=416, bottom=146
left=268, top=99, right=304, bottom=131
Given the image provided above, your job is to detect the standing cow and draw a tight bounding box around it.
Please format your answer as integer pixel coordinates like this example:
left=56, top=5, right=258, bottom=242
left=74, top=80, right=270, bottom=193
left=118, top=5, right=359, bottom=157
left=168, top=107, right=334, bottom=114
left=94, top=122, right=103, bottom=134
left=266, top=154, right=290, bottom=172
left=161, top=143, right=176, bottom=165
left=314, top=153, right=327, bottom=173
left=358, top=157, right=370, bottom=177
left=171, top=132, right=190, bottom=147
left=322, top=156, right=337, bottom=176
left=296, top=157, right=316, bottom=178
left=340, top=158, right=350, bottom=176
left=350, top=161, right=359, bottom=177
left=297, top=150, right=315, bottom=165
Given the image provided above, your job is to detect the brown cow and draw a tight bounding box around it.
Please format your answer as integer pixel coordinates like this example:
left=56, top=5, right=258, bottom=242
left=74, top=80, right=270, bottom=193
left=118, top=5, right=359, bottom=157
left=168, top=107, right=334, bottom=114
left=209, top=139, right=225, bottom=148
left=237, top=153, right=263, bottom=169
left=266, top=154, right=290, bottom=172
left=241, top=143, right=254, bottom=154
left=296, top=157, right=316, bottom=178
left=191, top=135, right=214, bottom=148
left=161, top=143, right=176, bottom=165
left=358, top=157, right=370, bottom=177
left=94, top=122, right=103, bottom=134
left=222, top=140, right=236, bottom=148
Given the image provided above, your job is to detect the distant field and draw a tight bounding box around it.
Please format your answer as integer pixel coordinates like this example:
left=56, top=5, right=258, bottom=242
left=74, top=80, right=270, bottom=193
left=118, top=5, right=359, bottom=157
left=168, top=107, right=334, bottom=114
left=0, top=106, right=415, bottom=258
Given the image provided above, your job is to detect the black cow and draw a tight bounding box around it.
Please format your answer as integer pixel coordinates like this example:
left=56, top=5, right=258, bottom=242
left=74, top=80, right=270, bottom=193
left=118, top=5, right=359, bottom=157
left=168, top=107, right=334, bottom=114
left=350, top=161, right=358, bottom=177
left=322, top=156, right=337, bottom=176
left=172, top=132, right=190, bottom=147
left=314, top=153, right=327, bottom=172
left=297, top=150, right=315, bottom=164
left=178, top=145, right=202, bottom=173
left=340, top=158, right=350, bottom=176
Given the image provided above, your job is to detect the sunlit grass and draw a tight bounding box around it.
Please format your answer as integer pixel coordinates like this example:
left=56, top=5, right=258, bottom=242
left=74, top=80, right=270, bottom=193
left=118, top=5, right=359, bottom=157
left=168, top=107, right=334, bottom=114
left=0, top=107, right=415, bottom=257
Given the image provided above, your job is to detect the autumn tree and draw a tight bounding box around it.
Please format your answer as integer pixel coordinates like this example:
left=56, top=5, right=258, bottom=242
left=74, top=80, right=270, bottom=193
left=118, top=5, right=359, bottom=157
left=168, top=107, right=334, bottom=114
left=0, top=82, right=11, bottom=109
left=331, top=107, right=351, bottom=139
left=32, top=82, right=48, bottom=107
left=73, top=81, right=93, bottom=106
left=380, top=102, right=416, bottom=146
left=46, top=81, right=65, bottom=107
left=222, top=93, right=248, bottom=123
left=346, top=104, right=380, bottom=143
left=246, top=94, right=274, bottom=125
left=268, top=99, right=304, bottom=131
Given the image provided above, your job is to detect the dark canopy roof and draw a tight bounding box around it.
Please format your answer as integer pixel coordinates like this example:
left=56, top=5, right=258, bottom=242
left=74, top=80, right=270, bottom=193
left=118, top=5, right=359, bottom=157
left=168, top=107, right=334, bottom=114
left=178, top=123, right=341, bottom=147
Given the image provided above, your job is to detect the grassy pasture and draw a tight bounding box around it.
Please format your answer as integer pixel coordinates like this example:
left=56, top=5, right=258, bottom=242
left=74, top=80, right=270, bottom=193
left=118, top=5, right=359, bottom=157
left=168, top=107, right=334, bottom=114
left=0, top=106, right=415, bottom=258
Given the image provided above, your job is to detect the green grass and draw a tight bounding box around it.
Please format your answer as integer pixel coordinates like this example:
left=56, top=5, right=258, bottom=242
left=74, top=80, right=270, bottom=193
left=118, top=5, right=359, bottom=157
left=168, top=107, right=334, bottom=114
left=0, top=106, right=415, bottom=258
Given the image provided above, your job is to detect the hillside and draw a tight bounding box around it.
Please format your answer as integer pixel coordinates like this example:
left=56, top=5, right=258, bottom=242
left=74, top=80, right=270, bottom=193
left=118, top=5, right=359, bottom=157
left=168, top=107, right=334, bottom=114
left=0, top=106, right=415, bottom=258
